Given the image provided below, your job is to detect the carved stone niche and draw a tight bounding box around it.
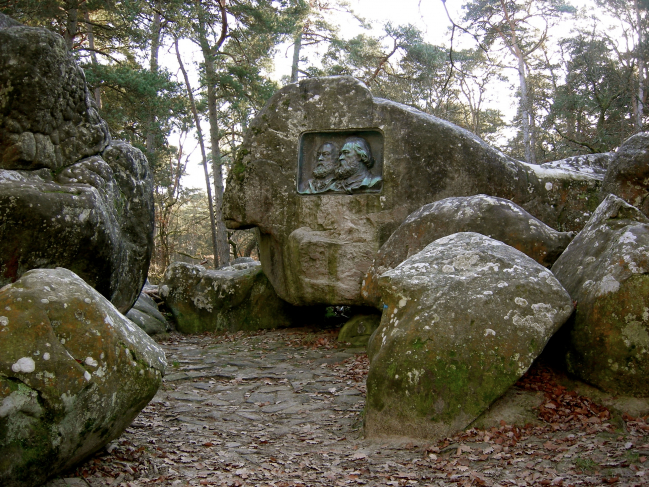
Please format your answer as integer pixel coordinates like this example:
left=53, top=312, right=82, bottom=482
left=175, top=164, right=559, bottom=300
left=297, top=130, right=384, bottom=195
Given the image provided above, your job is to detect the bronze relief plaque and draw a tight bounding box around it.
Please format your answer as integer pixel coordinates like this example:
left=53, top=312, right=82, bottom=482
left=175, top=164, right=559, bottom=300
left=297, top=130, right=384, bottom=194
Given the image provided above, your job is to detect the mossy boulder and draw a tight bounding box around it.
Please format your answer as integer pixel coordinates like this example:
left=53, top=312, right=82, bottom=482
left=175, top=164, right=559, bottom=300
left=362, top=195, right=574, bottom=307
left=0, top=17, right=154, bottom=313
left=337, top=313, right=381, bottom=347
left=0, top=268, right=166, bottom=487
left=161, top=260, right=295, bottom=334
left=365, top=232, right=573, bottom=440
left=224, top=76, right=601, bottom=307
left=602, top=132, right=649, bottom=217
left=551, top=194, right=649, bottom=396
left=126, top=292, right=168, bottom=336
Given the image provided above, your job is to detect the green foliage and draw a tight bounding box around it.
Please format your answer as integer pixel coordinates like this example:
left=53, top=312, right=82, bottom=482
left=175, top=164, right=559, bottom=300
left=0, top=0, right=145, bottom=50
left=84, top=62, right=187, bottom=155
left=544, top=31, right=635, bottom=156
left=461, top=0, right=576, bottom=163
left=316, top=22, right=507, bottom=142
left=574, top=456, right=599, bottom=472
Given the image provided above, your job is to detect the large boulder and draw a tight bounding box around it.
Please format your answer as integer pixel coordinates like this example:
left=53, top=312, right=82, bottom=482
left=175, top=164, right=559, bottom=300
left=337, top=313, right=381, bottom=348
left=224, top=76, right=601, bottom=307
left=0, top=16, right=154, bottom=313
left=602, top=132, right=649, bottom=217
left=126, top=292, right=169, bottom=336
left=365, top=232, right=573, bottom=440
left=362, top=195, right=574, bottom=307
left=540, top=152, right=611, bottom=179
left=551, top=194, right=649, bottom=396
left=161, top=260, right=295, bottom=334
left=0, top=268, right=166, bottom=487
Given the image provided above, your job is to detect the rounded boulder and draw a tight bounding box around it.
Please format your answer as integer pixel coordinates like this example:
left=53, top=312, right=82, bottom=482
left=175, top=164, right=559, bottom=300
left=362, top=195, right=574, bottom=307
left=365, top=232, right=573, bottom=440
left=552, top=194, right=649, bottom=396
left=0, top=268, right=166, bottom=487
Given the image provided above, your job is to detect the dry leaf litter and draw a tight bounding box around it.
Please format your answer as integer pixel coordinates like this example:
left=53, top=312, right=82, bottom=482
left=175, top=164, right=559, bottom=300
left=44, top=328, right=649, bottom=487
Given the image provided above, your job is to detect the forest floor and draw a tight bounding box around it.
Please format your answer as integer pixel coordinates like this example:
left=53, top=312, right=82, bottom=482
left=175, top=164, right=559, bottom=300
left=46, top=327, right=649, bottom=487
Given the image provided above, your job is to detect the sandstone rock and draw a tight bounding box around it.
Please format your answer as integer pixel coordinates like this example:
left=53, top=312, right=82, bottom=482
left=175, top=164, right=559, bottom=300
left=602, top=132, right=649, bottom=217
left=337, top=313, right=381, bottom=347
left=126, top=293, right=168, bottom=336
left=0, top=18, right=109, bottom=170
left=127, top=308, right=166, bottom=336
left=0, top=268, right=166, bottom=487
left=362, top=195, right=574, bottom=307
left=540, top=153, right=611, bottom=179
left=551, top=194, right=649, bottom=396
left=161, top=260, right=295, bottom=334
left=133, top=291, right=167, bottom=323
left=0, top=21, right=154, bottom=312
left=365, top=232, right=573, bottom=440
left=224, top=76, right=601, bottom=307
left=0, top=12, right=20, bottom=28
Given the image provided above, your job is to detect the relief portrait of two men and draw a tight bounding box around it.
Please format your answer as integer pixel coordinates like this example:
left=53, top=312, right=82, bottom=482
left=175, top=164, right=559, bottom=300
left=300, top=135, right=382, bottom=195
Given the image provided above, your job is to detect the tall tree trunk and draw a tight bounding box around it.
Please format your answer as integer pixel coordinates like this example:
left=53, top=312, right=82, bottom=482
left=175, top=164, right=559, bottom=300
left=513, top=45, right=534, bottom=163
left=205, top=59, right=230, bottom=268
left=636, top=0, right=645, bottom=132
left=64, top=1, right=79, bottom=50
left=175, top=38, right=220, bottom=269
left=291, top=28, right=303, bottom=83
left=498, top=0, right=535, bottom=164
left=196, top=0, right=230, bottom=268
left=147, top=1, right=163, bottom=153
left=84, top=10, right=102, bottom=108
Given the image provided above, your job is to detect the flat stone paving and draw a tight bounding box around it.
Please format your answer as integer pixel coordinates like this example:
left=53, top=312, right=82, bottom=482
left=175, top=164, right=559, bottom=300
left=46, top=328, right=649, bottom=487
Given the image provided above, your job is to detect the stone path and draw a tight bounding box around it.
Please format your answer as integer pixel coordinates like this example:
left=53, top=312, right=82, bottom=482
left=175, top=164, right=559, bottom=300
left=47, top=328, right=649, bottom=487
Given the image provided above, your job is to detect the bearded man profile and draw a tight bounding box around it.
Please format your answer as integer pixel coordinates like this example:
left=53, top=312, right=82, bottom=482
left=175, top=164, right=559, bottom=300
left=304, top=142, right=338, bottom=194
left=332, top=137, right=382, bottom=193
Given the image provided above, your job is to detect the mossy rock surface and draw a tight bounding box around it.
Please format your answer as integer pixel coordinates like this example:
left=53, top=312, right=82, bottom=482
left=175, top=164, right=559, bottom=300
left=224, top=76, right=601, bottom=307
left=0, top=20, right=154, bottom=313
left=337, top=313, right=381, bottom=347
left=362, top=195, right=574, bottom=307
left=603, top=132, right=649, bottom=217
left=0, top=268, right=166, bottom=487
left=161, top=260, right=295, bottom=334
left=365, top=232, right=573, bottom=440
left=552, top=194, right=649, bottom=396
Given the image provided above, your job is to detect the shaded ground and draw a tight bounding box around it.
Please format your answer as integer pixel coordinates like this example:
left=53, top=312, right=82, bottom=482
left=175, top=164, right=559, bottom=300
left=47, top=328, right=649, bottom=487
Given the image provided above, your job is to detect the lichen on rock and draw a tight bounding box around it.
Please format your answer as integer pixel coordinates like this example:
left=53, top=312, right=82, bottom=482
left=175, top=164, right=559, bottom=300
left=161, top=259, right=296, bottom=334
left=0, top=267, right=165, bottom=487
left=552, top=194, right=649, bottom=396
left=0, top=16, right=154, bottom=313
left=365, top=232, right=573, bottom=440
left=362, top=195, right=574, bottom=308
